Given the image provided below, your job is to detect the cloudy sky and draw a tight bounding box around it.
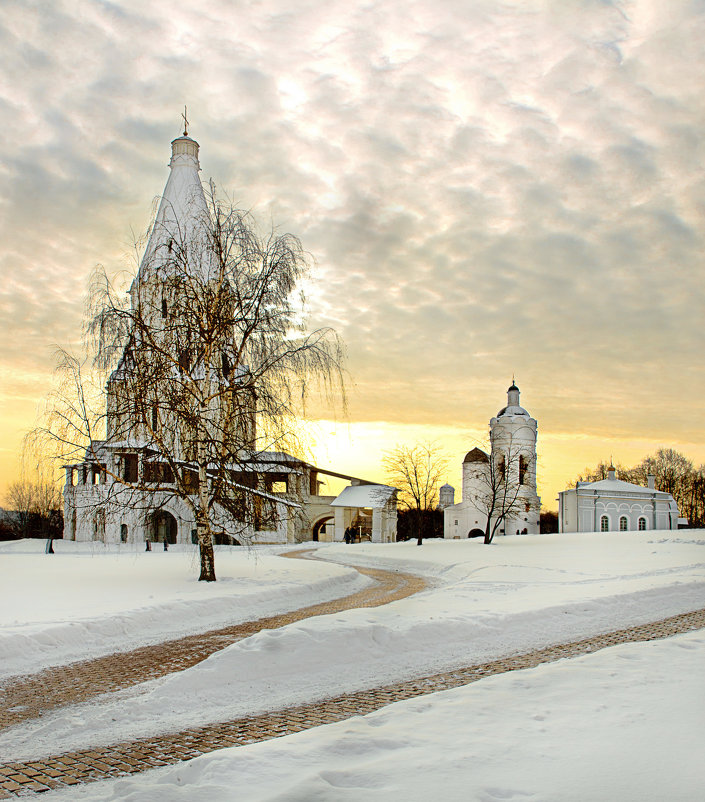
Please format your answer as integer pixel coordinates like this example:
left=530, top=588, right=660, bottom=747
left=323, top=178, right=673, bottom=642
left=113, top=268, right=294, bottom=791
left=1, top=0, right=704, bottom=506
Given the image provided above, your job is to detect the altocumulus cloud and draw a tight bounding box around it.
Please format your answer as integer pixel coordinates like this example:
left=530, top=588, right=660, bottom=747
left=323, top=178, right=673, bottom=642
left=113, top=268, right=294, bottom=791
left=0, top=0, right=703, bottom=463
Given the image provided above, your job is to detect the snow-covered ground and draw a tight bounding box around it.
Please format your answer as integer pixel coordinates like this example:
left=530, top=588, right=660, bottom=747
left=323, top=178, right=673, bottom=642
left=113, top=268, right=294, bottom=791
left=2, top=531, right=704, bottom=800
left=0, top=539, right=369, bottom=679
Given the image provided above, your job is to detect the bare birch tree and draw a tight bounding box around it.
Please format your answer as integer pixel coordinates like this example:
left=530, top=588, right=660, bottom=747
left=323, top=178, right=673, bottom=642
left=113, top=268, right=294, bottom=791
left=39, top=186, right=344, bottom=581
left=472, top=438, right=538, bottom=544
left=383, top=442, right=448, bottom=545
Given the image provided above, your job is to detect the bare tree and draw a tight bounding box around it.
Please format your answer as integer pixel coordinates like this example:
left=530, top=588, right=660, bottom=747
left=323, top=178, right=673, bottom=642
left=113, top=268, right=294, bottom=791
left=470, top=438, right=538, bottom=544
left=39, top=185, right=344, bottom=581
left=5, top=472, right=62, bottom=539
left=383, top=442, right=448, bottom=545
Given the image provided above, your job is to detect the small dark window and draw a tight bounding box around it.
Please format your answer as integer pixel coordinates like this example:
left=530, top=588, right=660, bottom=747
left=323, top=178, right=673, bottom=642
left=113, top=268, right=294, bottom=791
left=222, top=352, right=230, bottom=377
left=519, top=455, right=528, bottom=485
left=619, top=516, right=628, bottom=531
left=638, top=517, right=647, bottom=531
left=191, top=529, right=198, bottom=545
left=161, top=297, right=168, bottom=318
left=179, top=350, right=190, bottom=372
left=120, top=524, right=128, bottom=543
left=123, top=454, right=138, bottom=483
left=167, top=239, right=173, bottom=253
left=152, top=406, right=158, bottom=431
left=601, top=515, right=609, bottom=532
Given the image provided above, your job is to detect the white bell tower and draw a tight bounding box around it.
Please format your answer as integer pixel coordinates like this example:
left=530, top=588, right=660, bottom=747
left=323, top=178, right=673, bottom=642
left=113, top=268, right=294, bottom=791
left=489, top=382, right=541, bottom=534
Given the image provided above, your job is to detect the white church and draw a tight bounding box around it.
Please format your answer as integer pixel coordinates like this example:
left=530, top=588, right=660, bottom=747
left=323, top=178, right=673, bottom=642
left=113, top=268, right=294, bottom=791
left=558, top=467, right=682, bottom=533
left=63, top=130, right=397, bottom=547
left=442, top=383, right=541, bottom=538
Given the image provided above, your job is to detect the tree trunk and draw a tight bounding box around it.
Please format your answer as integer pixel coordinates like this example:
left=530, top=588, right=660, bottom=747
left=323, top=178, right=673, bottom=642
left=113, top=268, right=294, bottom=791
left=197, top=508, right=216, bottom=582
left=196, top=419, right=216, bottom=582
left=197, top=443, right=216, bottom=581
left=484, top=519, right=495, bottom=545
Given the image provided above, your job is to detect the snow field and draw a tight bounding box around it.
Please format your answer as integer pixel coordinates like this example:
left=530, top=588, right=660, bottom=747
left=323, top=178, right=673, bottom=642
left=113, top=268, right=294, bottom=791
left=1, top=530, right=703, bottom=766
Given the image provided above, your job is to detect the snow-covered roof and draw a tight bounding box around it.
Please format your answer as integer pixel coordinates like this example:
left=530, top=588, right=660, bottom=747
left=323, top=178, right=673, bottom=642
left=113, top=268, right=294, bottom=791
left=574, top=478, right=670, bottom=497
left=463, top=447, right=489, bottom=464
left=330, top=484, right=396, bottom=509
left=496, top=404, right=530, bottom=417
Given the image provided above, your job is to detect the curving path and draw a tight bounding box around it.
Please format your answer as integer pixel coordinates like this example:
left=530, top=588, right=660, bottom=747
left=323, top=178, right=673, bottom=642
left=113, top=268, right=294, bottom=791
left=0, top=550, right=426, bottom=732
left=1, top=554, right=704, bottom=797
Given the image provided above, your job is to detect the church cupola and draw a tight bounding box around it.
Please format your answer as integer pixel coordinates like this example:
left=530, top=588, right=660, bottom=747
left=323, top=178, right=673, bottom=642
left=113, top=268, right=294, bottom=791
left=169, top=134, right=200, bottom=170
left=507, top=382, right=520, bottom=407
left=496, top=379, right=529, bottom=418
left=169, top=108, right=200, bottom=169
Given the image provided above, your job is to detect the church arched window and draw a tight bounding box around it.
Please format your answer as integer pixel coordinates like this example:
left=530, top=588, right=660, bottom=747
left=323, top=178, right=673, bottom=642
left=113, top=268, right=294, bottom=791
left=638, top=517, right=647, bottom=531
left=93, top=509, right=105, bottom=542
left=151, top=406, right=158, bottom=432
left=600, top=515, right=609, bottom=531
left=619, top=516, right=628, bottom=531
left=222, top=352, right=231, bottom=377
left=120, top=524, right=128, bottom=543
left=161, top=297, right=168, bottom=318
left=519, top=455, right=528, bottom=485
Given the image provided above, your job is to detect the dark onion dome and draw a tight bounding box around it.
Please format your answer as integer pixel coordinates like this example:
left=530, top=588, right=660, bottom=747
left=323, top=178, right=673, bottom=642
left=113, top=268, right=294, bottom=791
left=463, top=447, right=489, bottom=463
left=496, top=405, right=529, bottom=416
left=508, top=383, right=519, bottom=392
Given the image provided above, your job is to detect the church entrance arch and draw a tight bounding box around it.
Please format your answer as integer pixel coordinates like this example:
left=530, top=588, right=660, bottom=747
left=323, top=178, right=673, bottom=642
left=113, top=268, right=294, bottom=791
left=150, top=510, right=178, bottom=544
left=312, top=516, right=334, bottom=542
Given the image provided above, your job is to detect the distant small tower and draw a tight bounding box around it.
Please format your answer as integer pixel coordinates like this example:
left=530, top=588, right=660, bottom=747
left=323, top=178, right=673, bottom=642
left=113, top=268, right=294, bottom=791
left=438, top=483, right=455, bottom=511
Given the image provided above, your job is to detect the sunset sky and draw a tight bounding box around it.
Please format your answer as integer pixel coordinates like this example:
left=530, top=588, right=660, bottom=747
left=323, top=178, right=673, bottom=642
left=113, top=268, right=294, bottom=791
left=1, top=0, right=704, bottom=509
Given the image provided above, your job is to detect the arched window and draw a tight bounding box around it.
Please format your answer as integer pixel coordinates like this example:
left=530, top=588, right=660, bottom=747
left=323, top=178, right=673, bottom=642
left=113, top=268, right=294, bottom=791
left=600, top=515, right=609, bottom=532
left=161, top=297, right=168, bottom=318
left=120, top=524, right=128, bottom=543
left=619, top=516, right=628, bottom=531
left=638, top=517, right=647, bottom=531
left=519, top=455, right=528, bottom=485
left=151, top=405, right=158, bottom=431
left=93, top=509, right=105, bottom=542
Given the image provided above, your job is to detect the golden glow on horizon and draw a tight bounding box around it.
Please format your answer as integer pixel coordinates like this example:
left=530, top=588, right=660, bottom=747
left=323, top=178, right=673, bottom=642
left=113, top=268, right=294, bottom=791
left=3, top=397, right=705, bottom=513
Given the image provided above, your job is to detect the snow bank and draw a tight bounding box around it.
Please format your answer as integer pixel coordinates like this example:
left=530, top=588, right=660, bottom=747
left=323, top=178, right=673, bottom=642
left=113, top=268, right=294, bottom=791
left=41, top=631, right=705, bottom=802
left=0, top=540, right=370, bottom=679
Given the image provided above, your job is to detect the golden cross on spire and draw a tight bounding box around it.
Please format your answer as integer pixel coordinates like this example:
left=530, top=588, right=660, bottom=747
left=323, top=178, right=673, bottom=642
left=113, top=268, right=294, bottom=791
left=181, top=105, right=189, bottom=137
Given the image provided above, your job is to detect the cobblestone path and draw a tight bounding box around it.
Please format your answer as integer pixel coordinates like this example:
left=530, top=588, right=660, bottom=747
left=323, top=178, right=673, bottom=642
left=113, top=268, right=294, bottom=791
left=0, top=552, right=426, bottom=732
left=1, top=571, right=704, bottom=796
